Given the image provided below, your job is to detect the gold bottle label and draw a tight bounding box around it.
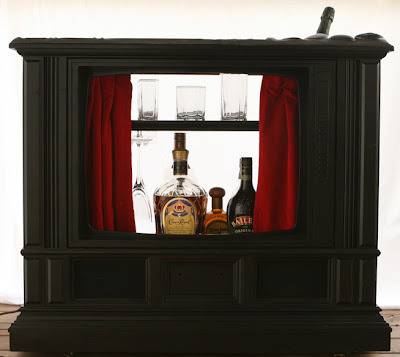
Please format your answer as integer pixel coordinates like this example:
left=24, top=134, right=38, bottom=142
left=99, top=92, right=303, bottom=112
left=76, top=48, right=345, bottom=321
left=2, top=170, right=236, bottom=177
left=162, top=197, right=197, bottom=234
left=205, top=219, right=228, bottom=234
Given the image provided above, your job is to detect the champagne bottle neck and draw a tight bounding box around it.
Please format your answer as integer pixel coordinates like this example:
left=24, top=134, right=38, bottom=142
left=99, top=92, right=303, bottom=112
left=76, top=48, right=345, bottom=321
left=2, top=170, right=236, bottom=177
left=317, top=7, right=335, bottom=35
left=317, top=18, right=332, bottom=35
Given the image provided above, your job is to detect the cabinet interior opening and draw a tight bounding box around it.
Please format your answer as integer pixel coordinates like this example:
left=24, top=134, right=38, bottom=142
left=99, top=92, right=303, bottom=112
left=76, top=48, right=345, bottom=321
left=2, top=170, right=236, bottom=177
left=82, top=71, right=307, bottom=239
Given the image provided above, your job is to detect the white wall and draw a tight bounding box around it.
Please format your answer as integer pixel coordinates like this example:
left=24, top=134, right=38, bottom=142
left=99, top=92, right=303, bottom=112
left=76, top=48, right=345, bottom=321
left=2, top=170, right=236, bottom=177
left=0, top=0, right=399, bottom=306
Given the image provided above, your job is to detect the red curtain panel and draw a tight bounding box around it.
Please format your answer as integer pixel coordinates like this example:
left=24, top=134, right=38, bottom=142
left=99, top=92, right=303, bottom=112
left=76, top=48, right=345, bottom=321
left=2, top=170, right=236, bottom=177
left=85, top=75, right=136, bottom=232
left=254, top=75, right=299, bottom=232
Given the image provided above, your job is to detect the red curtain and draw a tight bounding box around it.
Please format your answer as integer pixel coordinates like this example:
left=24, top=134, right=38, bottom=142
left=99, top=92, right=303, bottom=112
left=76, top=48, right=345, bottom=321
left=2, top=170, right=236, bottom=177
left=85, top=74, right=136, bottom=232
left=254, top=75, right=299, bottom=232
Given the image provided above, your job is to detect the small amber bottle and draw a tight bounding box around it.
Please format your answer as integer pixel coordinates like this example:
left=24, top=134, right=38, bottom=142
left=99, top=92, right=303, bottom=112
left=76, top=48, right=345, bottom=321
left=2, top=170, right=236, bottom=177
left=204, top=187, right=228, bottom=234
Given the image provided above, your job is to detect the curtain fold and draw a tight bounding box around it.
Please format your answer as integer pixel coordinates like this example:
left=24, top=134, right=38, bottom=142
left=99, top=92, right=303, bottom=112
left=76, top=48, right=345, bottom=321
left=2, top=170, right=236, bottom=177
left=85, top=75, right=136, bottom=232
left=254, top=75, right=299, bottom=232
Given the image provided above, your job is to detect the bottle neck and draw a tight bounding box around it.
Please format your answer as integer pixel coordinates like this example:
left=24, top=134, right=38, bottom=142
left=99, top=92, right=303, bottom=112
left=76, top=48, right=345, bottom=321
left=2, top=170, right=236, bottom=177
left=317, top=17, right=332, bottom=35
left=173, top=160, right=188, bottom=176
left=239, top=161, right=253, bottom=190
left=317, top=7, right=334, bottom=35
left=239, top=176, right=254, bottom=190
left=212, top=197, right=223, bottom=211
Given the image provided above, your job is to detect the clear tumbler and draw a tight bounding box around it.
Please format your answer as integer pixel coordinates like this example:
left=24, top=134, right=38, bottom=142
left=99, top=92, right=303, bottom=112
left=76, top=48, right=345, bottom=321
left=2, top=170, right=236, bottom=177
left=221, top=74, right=247, bottom=121
left=176, top=86, right=206, bottom=121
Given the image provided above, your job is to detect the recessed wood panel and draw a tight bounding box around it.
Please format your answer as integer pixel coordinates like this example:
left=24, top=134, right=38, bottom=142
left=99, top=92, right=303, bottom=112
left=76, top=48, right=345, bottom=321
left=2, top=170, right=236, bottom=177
left=47, top=259, right=64, bottom=303
left=257, top=259, right=328, bottom=300
left=73, top=259, right=145, bottom=300
left=162, top=260, right=239, bottom=303
left=309, top=63, right=336, bottom=246
left=336, top=258, right=355, bottom=304
left=359, top=258, right=377, bottom=304
left=25, top=259, right=41, bottom=304
left=24, top=58, right=44, bottom=247
left=358, top=61, right=380, bottom=248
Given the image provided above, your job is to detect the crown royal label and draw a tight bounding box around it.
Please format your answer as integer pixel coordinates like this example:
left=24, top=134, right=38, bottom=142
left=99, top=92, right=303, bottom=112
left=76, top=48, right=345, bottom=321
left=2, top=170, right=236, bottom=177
left=161, top=197, right=197, bottom=234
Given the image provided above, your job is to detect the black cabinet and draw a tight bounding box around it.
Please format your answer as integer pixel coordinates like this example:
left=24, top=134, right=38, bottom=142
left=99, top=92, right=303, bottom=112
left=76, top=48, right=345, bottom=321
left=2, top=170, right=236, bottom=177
left=9, top=35, right=393, bottom=354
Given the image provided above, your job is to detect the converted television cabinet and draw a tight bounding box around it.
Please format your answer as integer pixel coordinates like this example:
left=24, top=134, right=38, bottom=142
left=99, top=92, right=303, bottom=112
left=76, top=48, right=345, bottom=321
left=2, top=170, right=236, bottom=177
left=9, top=34, right=393, bottom=354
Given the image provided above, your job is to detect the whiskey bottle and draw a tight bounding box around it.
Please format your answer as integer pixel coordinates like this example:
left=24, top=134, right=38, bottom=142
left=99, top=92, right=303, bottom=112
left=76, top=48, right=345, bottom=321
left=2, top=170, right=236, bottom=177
left=204, top=187, right=228, bottom=234
left=227, top=157, right=256, bottom=234
left=154, top=133, right=207, bottom=235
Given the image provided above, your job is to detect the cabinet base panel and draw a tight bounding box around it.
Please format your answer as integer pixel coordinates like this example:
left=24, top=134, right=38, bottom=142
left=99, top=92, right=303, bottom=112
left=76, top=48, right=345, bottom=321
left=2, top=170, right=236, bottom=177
left=9, top=311, right=391, bottom=354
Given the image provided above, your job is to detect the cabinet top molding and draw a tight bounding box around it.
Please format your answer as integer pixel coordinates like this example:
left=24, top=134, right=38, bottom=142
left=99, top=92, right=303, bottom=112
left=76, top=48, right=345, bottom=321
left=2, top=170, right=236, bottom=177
left=9, top=35, right=394, bottom=59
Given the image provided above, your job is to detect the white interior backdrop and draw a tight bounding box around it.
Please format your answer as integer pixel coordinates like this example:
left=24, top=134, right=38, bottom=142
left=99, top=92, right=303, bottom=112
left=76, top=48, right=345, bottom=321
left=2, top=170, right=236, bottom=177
left=0, top=0, right=399, bottom=306
left=130, top=74, right=262, bottom=234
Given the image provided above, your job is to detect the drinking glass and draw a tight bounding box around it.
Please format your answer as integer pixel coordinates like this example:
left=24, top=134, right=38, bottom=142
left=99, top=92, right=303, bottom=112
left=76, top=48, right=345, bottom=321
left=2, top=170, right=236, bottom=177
left=221, top=74, right=247, bottom=121
left=176, top=86, right=206, bottom=121
left=138, top=79, right=158, bottom=121
left=132, top=79, right=158, bottom=233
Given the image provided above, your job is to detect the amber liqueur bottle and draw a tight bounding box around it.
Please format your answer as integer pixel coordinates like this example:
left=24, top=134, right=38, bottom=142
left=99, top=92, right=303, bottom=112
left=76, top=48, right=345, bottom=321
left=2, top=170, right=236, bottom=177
left=154, top=133, right=207, bottom=235
left=227, top=157, right=256, bottom=233
left=204, top=187, right=228, bottom=234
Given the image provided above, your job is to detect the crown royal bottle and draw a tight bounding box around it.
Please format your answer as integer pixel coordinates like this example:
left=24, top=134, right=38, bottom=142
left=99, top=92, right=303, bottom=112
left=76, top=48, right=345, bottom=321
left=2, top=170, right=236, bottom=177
left=154, top=133, right=207, bottom=235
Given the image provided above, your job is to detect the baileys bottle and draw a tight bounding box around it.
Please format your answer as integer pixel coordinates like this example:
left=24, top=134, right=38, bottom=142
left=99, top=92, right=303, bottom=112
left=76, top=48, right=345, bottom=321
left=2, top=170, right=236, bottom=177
left=227, top=157, right=256, bottom=234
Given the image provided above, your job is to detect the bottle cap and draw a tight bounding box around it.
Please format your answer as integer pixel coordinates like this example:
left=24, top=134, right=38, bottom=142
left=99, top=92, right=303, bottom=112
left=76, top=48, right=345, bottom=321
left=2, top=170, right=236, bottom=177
left=321, top=6, right=335, bottom=21
left=240, top=157, right=252, bottom=168
left=209, top=187, right=225, bottom=198
left=173, top=132, right=188, bottom=161
left=174, top=132, right=186, bottom=150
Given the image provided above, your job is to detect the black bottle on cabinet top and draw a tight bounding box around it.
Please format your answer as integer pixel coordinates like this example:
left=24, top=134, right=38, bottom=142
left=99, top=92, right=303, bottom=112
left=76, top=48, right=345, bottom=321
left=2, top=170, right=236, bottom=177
left=307, top=7, right=335, bottom=39
left=227, top=157, right=256, bottom=234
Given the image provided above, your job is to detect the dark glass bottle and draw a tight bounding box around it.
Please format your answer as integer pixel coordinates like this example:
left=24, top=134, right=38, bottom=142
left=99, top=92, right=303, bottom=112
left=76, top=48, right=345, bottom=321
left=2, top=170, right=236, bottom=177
left=307, top=7, right=335, bottom=39
left=227, top=157, right=256, bottom=234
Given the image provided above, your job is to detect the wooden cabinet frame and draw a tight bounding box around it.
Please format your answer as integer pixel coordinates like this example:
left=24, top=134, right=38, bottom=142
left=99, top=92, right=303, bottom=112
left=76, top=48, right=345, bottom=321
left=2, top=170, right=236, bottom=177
left=9, top=36, right=393, bottom=354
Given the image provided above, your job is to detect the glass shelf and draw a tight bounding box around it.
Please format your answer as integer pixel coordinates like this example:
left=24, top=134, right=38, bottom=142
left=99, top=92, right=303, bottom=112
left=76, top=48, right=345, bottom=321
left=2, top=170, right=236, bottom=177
left=131, top=120, right=259, bottom=131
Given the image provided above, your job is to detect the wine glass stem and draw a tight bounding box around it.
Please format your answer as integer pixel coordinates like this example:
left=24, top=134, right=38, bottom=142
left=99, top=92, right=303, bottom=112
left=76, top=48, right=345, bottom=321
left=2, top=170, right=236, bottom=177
left=135, top=142, right=143, bottom=186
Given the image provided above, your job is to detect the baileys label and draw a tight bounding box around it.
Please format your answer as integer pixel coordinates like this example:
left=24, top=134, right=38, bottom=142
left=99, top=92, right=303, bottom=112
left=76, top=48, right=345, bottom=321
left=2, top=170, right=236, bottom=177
left=231, top=215, right=253, bottom=233
left=162, top=197, right=196, bottom=234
